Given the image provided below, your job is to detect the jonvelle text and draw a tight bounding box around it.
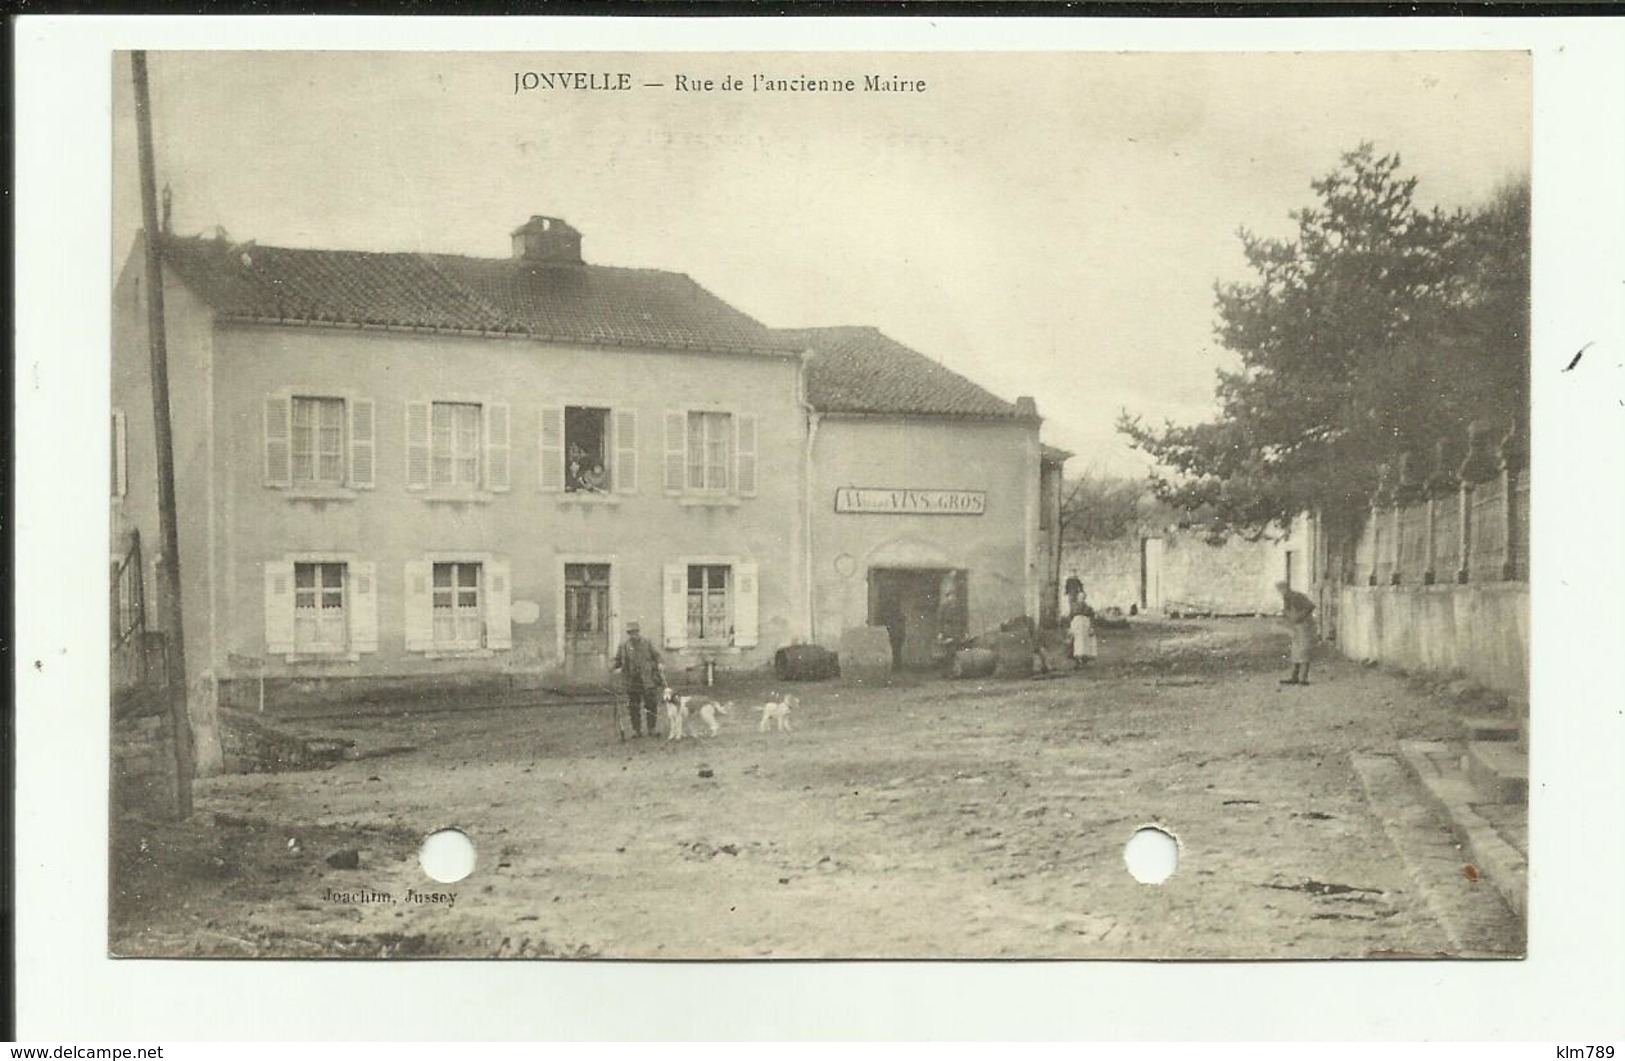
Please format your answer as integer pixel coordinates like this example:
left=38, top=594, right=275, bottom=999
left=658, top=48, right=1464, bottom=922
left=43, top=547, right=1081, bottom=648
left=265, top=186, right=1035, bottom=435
left=514, top=71, right=927, bottom=94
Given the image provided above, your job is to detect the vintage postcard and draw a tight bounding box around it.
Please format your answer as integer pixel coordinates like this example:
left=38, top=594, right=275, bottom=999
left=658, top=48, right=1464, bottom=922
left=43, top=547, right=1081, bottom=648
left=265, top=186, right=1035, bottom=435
left=16, top=12, right=1625, bottom=1042
left=101, top=46, right=1536, bottom=962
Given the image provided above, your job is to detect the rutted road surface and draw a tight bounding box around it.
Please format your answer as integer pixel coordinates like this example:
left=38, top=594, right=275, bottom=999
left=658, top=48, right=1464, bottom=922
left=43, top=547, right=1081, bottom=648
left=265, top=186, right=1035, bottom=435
left=111, top=619, right=1523, bottom=959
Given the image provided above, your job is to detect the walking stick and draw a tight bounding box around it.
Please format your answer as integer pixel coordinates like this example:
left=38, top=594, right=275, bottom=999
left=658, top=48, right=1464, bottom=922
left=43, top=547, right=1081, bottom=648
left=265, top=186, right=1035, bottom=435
left=607, top=681, right=626, bottom=742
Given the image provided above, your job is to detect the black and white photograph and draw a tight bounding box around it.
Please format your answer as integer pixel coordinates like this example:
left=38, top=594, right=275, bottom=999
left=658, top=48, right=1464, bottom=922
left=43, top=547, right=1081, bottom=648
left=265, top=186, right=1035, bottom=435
left=99, top=46, right=1540, bottom=963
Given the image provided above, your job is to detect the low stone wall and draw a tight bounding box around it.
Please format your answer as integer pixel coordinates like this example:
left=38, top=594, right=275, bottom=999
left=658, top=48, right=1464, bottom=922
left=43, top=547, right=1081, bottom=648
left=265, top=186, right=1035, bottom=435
left=1337, top=581, right=1528, bottom=697
left=112, top=713, right=180, bottom=819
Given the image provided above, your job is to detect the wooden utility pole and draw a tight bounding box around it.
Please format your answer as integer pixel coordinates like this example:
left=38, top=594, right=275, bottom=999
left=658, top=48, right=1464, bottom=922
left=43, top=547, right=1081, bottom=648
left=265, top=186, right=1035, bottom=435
left=133, top=51, right=195, bottom=818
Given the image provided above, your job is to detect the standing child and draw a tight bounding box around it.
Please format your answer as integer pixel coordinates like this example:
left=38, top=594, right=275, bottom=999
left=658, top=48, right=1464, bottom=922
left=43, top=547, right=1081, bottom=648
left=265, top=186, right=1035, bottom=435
left=1068, top=594, right=1098, bottom=668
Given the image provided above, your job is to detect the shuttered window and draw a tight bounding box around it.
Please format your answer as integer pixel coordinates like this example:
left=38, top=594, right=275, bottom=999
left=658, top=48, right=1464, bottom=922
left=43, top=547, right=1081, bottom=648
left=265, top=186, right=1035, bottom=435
left=432, top=402, right=482, bottom=487
left=294, top=562, right=347, bottom=652
left=266, top=394, right=373, bottom=489
left=686, top=565, right=731, bottom=642
left=292, top=397, right=346, bottom=485
left=410, top=400, right=507, bottom=491
left=432, top=562, right=483, bottom=648
left=687, top=412, right=732, bottom=492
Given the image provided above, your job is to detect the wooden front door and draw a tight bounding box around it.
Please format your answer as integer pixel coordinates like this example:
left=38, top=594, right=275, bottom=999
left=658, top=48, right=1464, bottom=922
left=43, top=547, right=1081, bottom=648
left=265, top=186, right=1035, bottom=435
left=564, top=563, right=612, bottom=674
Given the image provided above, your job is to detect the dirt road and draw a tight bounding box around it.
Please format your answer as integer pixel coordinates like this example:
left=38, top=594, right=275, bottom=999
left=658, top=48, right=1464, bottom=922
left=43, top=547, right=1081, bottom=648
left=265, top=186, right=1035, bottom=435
left=111, top=618, right=1522, bottom=959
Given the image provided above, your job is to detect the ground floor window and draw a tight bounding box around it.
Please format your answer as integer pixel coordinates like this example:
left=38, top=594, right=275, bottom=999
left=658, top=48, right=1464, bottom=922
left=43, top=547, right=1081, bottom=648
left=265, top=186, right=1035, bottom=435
left=294, top=561, right=347, bottom=652
left=687, top=564, right=731, bottom=642
left=432, top=561, right=482, bottom=648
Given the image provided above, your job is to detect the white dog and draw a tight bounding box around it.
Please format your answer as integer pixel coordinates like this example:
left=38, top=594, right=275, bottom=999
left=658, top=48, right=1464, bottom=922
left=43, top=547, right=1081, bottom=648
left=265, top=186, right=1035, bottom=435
left=758, top=694, right=798, bottom=733
left=661, top=687, right=732, bottom=740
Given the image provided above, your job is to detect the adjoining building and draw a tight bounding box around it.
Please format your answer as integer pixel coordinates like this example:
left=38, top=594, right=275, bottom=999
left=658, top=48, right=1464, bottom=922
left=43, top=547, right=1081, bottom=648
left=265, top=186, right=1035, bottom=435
left=111, top=216, right=1066, bottom=767
left=788, top=326, right=1058, bottom=668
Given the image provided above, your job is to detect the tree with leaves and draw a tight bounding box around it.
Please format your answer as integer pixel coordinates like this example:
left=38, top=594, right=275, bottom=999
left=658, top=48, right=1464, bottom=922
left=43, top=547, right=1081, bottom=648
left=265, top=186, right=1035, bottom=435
left=1119, top=144, right=1529, bottom=546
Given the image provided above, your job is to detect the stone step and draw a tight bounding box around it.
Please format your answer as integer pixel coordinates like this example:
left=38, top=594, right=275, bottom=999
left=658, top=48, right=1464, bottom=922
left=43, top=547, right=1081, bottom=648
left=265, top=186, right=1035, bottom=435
left=1460, top=715, right=1521, bottom=742
left=1464, top=740, right=1529, bottom=804
left=1399, top=740, right=1528, bottom=921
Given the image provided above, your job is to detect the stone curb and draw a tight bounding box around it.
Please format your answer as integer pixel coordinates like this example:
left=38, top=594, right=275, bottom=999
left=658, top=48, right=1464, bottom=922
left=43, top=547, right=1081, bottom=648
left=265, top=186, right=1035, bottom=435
left=1399, top=739, right=1528, bottom=920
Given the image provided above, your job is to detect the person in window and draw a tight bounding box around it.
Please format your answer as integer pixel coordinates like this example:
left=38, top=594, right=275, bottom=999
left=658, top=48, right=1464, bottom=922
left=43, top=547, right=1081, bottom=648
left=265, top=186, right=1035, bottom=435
left=1276, top=581, right=1317, bottom=685
left=1068, top=592, right=1098, bottom=669
left=613, top=620, right=664, bottom=737
left=567, top=442, right=589, bottom=492
left=579, top=463, right=606, bottom=493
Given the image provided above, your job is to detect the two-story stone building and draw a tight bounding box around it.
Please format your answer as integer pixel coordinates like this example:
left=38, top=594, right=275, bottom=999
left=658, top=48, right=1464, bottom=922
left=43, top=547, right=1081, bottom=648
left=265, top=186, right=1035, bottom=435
left=112, top=216, right=1064, bottom=767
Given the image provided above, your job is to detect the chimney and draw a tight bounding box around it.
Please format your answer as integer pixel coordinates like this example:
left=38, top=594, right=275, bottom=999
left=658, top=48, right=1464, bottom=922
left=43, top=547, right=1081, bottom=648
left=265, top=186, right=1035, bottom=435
left=511, top=215, right=583, bottom=265
left=1015, top=396, right=1039, bottom=420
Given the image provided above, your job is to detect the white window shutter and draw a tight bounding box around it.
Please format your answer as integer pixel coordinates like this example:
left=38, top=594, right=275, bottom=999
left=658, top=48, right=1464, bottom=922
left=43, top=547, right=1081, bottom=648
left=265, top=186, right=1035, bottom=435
left=405, top=402, right=431, bottom=490
left=539, top=407, right=564, bottom=492
left=349, top=561, right=378, bottom=653
left=349, top=399, right=375, bottom=489
left=733, top=561, right=760, bottom=648
left=264, top=396, right=291, bottom=487
left=486, top=402, right=511, bottom=492
left=614, top=409, right=638, bottom=494
left=663, top=411, right=686, bottom=494
left=736, top=414, right=759, bottom=497
left=662, top=562, right=689, bottom=650
left=485, top=559, right=513, bottom=650
left=404, top=560, right=434, bottom=651
left=263, top=559, right=295, bottom=654
left=112, top=410, right=128, bottom=498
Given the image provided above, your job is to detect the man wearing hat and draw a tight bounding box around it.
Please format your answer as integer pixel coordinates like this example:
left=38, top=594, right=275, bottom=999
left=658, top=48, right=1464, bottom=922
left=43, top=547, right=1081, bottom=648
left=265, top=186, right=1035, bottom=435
left=1275, top=580, right=1317, bottom=686
left=613, top=620, right=664, bottom=737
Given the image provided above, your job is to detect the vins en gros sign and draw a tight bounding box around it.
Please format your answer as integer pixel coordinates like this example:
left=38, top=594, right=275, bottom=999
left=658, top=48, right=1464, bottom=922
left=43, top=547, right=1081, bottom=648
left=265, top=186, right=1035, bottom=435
left=834, top=487, right=986, bottom=516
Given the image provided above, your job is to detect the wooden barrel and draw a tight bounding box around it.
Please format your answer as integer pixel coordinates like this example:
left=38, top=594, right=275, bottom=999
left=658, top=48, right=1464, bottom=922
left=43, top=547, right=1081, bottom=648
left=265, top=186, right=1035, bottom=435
left=774, top=644, right=840, bottom=681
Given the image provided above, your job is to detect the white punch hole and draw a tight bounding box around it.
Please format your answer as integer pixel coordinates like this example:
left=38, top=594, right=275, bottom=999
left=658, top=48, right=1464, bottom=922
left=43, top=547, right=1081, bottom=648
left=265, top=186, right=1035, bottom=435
left=1124, top=825, right=1180, bottom=884
left=419, top=827, right=477, bottom=884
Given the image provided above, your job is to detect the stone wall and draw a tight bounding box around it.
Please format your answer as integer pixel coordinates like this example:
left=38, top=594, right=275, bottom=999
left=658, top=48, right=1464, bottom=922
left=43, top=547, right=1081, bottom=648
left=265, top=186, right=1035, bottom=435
left=1060, top=528, right=1295, bottom=616
left=1333, top=419, right=1529, bottom=697
left=1337, top=582, right=1528, bottom=698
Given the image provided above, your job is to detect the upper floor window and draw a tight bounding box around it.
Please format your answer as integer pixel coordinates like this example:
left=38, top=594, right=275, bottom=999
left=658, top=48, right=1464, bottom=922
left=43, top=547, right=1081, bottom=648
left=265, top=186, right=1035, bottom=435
left=264, top=394, right=374, bottom=490
left=540, top=405, right=637, bottom=495
left=431, top=402, right=483, bottom=487
left=688, top=412, right=732, bottom=492
left=664, top=409, right=757, bottom=498
left=566, top=406, right=610, bottom=493
left=406, top=399, right=510, bottom=493
left=292, top=396, right=346, bottom=485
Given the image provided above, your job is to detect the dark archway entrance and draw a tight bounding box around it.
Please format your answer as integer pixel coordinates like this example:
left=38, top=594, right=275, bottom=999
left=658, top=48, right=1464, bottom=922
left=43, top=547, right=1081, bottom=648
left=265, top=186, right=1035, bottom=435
left=867, top=567, right=968, bottom=670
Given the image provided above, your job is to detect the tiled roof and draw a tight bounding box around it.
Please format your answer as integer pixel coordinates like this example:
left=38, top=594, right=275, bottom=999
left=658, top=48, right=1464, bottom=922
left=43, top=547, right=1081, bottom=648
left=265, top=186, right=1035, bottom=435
left=782, top=326, right=1037, bottom=421
left=155, top=233, right=800, bottom=357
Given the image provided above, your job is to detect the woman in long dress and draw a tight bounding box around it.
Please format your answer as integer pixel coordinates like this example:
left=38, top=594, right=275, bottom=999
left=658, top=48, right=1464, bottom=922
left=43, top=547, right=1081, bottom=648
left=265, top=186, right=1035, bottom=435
left=1068, top=595, right=1098, bottom=668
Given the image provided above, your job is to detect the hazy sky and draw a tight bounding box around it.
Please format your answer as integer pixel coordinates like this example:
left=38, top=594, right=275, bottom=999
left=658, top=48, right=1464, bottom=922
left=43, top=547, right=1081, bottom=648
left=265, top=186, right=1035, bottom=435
left=113, top=50, right=1530, bottom=475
